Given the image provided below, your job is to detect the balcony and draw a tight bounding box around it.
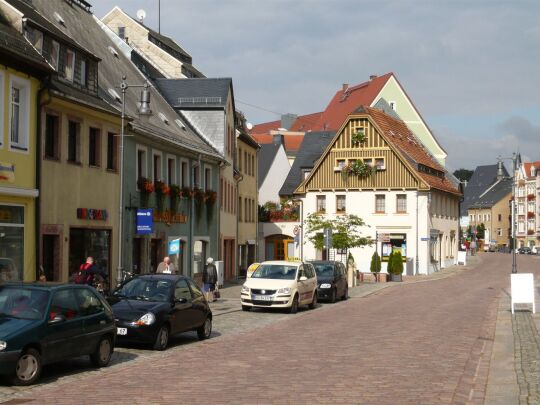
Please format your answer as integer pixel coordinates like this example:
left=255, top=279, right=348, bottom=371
left=259, top=201, right=300, bottom=223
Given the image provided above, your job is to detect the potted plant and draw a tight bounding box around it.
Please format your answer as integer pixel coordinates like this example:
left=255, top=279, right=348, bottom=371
left=370, top=251, right=381, bottom=282
left=351, top=128, right=367, bottom=145
left=137, top=177, right=154, bottom=208
left=169, top=184, right=181, bottom=214
left=205, top=190, right=217, bottom=222
left=389, top=250, right=404, bottom=282
left=193, top=187, right=205, bottom=221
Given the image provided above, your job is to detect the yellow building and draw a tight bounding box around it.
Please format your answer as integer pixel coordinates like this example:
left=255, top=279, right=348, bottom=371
left=0, top=19, right=52, bottom=281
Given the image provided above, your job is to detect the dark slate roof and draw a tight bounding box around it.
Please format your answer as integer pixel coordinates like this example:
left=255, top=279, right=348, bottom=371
left=155, top=78, right=232, bottom=109
left=147, top=28, right=191, bottom=61
left=0, top=16, right=52, bottom=75
left=469, top=177, right=512, bottom=209
left=280, top=131, right=335, bottom=196
left=461, top=164, right=509, bottom=215
left=258, top=143, right=280, bottom=184
left=49, top=78, right=120, bottom=115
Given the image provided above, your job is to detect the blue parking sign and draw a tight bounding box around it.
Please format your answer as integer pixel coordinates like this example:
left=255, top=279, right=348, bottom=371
left=136, top=209, right=153, bottom=234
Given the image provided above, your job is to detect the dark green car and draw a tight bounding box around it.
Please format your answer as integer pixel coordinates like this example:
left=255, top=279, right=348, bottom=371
left=0, top=283, right=116, bottom=385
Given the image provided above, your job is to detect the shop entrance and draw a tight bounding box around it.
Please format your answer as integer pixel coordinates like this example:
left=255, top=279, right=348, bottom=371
left=150, top=238, right=162, bottom=273
left=265, top=235, right=294, bottom=261
left=69, top=228, right=111, bottom=280
left=42, top=234, right=60, bottom=281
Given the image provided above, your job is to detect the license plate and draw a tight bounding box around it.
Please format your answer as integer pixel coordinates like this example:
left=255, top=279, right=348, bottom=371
left=252, top=295, right=273, bottom=301
left=117, top=327, right=127, bottom=336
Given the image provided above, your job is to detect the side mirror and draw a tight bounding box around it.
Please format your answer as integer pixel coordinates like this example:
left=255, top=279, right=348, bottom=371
left=299, top=276, right=307, bottom=281
left=174, top=297, right=188, bottom=304
left=48, top=314, right=66, bottom=325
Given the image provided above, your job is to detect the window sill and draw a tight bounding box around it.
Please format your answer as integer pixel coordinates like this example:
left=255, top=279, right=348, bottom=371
left=89, top=164, right=101, bottom=170
left=44, top=156, right=60, bottom=162
left=67, top=160, right=82, bottom=166
left=10, top=145, right=28, bottom=152
left=336, top=211, right=346, bottom=215
left=395, top=212, right=408, bottom=215
left=374, top=212, right=386, bottom=215
left=106, top=168, right=118, bottom=174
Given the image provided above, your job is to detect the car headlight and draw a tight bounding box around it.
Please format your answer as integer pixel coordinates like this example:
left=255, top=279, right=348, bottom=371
left=133, top=312, right=156, bottom=326
left=320, top=283, right=331, bottom=288
left=0, top=341, right=6, bottom=351
left=241, top=285, right=250, bottom=293
left=277, top=287, right=291, bottom=294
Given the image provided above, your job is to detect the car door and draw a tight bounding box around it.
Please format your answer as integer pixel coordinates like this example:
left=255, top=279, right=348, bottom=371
left=171, top=279, right=197, bottom=334
left=75, top=288, right=109, bottom=355
left=42, top=288, right=85, bottom=363
left=306, top=264, right=317, bottom=300
left=187, top=279, right=208, bottom=328
left=296, top=265, right=309, bottom=304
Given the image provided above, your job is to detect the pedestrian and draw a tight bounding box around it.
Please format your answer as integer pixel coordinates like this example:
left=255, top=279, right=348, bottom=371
left=470, top=240, right=477, bottom=256
left=73, top=256, right=99, bottom=285
left=156, top=256, right=176, bottom=274
left=202, top=257, right=218, bottom=302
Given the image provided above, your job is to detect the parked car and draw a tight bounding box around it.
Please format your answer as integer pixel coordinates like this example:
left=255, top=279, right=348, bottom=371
left=518, top=247, right=532, bottom=255
left=240, top=260, right=318, bottom=313
left=0, top=283, right=115, bottom=386
left=108, top=274, right=212, bottom=350
left=532, top=246, right=540, bottom=255
left=310, top=261, right=348, bottom=303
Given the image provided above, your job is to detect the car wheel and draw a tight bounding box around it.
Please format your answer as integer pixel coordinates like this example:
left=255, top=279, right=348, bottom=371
left=197, top=317, right=212, bottom=340
left=288, top=294, right=299, bottom=314
left=242, top=305, right=251, bottom=312
left=153, top=325, right=169, bottom=351
left=342, top=286, right=348, bottom=300
left=12, top=348, right=41, bottom=386
left=90, top=336, right=113, bottom=367
left=309, top=291, right=318, bottom=309
left=330, top=288, right=336, bottom=303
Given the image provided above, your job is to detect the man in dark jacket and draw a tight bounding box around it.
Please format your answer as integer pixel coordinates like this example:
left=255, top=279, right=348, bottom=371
left=202, top=257, right=217, bottom=302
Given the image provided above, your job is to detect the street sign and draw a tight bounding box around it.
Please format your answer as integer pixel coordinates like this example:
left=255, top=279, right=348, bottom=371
left=136, top=208, right=153, bottom=234
left=378, top=233, right=390, bottom=242
left=168, top=238, right=180, bottom=255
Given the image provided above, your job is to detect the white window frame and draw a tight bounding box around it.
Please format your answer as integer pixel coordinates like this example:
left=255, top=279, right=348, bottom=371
left=152, top=151, right=163, bottom=182
left=9, top=75, right=30, bottom=153
left=166, top=155, right=176, bottom=185
left=135, top=144, right=148, bottom=188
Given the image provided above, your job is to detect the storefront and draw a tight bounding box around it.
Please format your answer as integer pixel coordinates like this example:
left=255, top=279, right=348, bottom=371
left=380, top=233, right=407, bottom=261
left=69, top=227, right=112, bottom=279
left=0, top=205, right=25, bottom=281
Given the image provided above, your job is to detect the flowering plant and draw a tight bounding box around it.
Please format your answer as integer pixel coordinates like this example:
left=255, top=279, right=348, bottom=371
left=181, top=186, right=193, bottom=199
left=351, top=128, right=367, bottom=145
left=205, top=190, right=217, bottom=206
left=341, top=160, right=375, bottom=181
left=169, top=184, right=181, bottom=198
left=137, top=177, right=154, bottom=193
left=154, top=180, right=170, bottom=196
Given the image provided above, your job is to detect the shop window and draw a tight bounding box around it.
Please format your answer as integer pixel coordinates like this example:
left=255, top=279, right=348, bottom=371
left=107, top=132, right=117, bottom=171
left=336, top=195, right=346, bottom=213
left=9, top=77, right=30, bottom=151
left=89, top=127, right=100, bottom=167
left=67, top=120, right=80, bottom=163
left=44, top=114, right=60, bottom=159
left=68, top=228, right=111, bottom=280
left=64, top=49, right=75, bottom=82
left=316, top=195, right=326, bottom=213
left=0, top=205, right=24, bottom=281
left=396, top=194, right=407, bottom=213
left=382, top=233, right=407, bottom=262
left=375, top=194, right=385, bottom=213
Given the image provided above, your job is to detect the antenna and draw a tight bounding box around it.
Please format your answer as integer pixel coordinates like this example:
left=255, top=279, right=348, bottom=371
left=136, top=9, right=146, bottom=24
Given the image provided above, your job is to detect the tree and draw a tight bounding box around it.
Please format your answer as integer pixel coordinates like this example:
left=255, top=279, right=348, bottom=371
left=303, top=213, right=373, bottom=251
left=476, top=223, right=486, bottom=239
left=453, top=168, right=474, bottom=182
left=392, top=251, right=404, bottom=275
left=370, top=251, right=381, bottom=274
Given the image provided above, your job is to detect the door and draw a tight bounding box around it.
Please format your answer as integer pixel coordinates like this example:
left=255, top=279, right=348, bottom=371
left=43, top=289, right=85, bottom=363
left=296, top=265, right=310, bottom=304
left=150, top=238, right=162, bottom=273
left=75, top=288, right=109, bottom=354
left=171, top=279, right=198, bottom=333
left=42, top=235, right=59, bottom=281
left=187, top=279, right=207, bottom=329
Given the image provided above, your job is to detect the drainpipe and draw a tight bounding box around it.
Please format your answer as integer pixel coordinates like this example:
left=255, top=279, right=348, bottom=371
left=236, top=173, right=243, bottom=278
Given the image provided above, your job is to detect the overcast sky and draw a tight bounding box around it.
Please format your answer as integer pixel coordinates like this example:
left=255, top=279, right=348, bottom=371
left=91, top=0, right=539, bottom=172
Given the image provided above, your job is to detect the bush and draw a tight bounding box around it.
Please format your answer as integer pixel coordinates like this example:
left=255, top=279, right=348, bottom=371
left=370, top=251, right=381, bottom=273
left=387, top=251, right=394, bottom=274
left=392, top=251, right=404, bottom=275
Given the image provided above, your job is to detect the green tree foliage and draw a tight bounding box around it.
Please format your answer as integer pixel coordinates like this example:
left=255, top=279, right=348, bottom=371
left=370, top=251, right=381, bottom=273
left=391, top=251, right=404, bottom=275
left=303, top=213, right=373, bottom=251
left=453, top=168, right=474, bottom=182
left=476, top=223, right=486, bottom=239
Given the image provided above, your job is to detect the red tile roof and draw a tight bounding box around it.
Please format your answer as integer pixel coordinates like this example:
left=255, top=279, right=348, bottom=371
left=250, top=112, right=323, bottom=135
left=522, top=162, right=540, bottom=179
left=251, top=134, right=305, bottom=153
left=251, top=119, right=281, bottom=135
left=361, top=106, right=460, bottom=195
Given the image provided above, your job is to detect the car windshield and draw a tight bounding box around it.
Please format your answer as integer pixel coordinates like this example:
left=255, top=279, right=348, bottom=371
left=313, top=264, right=334, bottom=278
left=0, top=287, right=49, bottom=320
left=114, top=278, right=173, bottom=302
left=251, top=264, right=298, bottom=280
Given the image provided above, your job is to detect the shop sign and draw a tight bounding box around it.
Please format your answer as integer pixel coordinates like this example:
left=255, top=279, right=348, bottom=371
left=77, top=208, right=108, bottom=221
left=136, top=208, right=153, bottom=234
left=378, top=233, right=390, bottom=242
left=153, top=210, right=187, bottom=224
left=168, top=239, right=181, bottom=255
left=0, top=162, right=15, bottom=183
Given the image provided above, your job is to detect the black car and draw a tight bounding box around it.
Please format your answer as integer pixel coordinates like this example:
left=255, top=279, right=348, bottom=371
left=310, top=261, right=348, bottom=303
left=518, top=247, right=532, bottom=255
left=0, top=283, right=115, bottom=385
left=108, top=274, right=212, bottom=350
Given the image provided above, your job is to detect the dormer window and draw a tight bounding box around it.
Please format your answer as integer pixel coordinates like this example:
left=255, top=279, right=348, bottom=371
left=64, top=49, right=75, bottom=81
left=118, top=26, right=126, bottom=39
left=50, top=40, right=60, bottom=70
left=108, top=46, right=119, bottom=58
left=108, top=88, right=121, bottom=103
left=158, top=112, right=169, bottom=125
left=24, top=27, right=43, bottom=54
left=78, top=58, right=87, bottom=87
left=53, top=12, right=65, bottom=26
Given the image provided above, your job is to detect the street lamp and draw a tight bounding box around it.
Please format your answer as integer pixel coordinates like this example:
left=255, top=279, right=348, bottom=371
left=498, top=154, right=518, bottom=274
left=117, top=76, right=152, bottom=285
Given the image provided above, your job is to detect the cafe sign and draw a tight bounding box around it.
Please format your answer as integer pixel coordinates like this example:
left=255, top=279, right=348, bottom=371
left=0, top=162, right=15, bottom=183
left=77, top=208, right=108, bottom=221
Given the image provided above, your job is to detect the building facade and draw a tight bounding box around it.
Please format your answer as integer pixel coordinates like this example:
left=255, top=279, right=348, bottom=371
left=515, top=162, right=540, bottom=248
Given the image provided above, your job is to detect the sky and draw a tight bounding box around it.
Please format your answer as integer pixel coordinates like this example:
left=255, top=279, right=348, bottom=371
left=91, top=0, right=540, bottom=172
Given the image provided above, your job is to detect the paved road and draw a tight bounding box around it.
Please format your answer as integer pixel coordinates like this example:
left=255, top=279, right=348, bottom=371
left=3, top=253, right=538, bottom=404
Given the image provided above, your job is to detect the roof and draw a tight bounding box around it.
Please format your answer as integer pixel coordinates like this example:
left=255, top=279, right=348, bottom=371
left=30, top=0, right=221, bottom=160
left=258, top=143, right=281, bottom=184
left=469, top=177, right=512, bottom=209
left=280, top=131, right=335, bottom=196
left=461, top=164, right=508, bottom=215
left=522, top=162, right=540, bottom=179
left=237, top=131, right=260, bottom=150
left=50, top=78, right=119, bottom=115
left=250, top=112, right=324, bottom=134
left=251, top=133, right=304, bottom=155
left=155, top=78, right=232, bottom=109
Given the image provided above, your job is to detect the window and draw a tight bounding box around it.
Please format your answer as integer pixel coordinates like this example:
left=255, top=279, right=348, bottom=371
left=498, top=214, right=502, bottom=221
left=375, top=158, right=385, bottom=170
left=88, top=127, right=100, bottom=167
left=9, top=78, right=30, bottom=150
left=50, top=40, right=60, bottom=70
left=107, top=132, right=117, bottom=170
left=25, top=27, right=43, bottom=54
left=316, top=195, right=326, bottom=213
left=0, top=205, right=24, bottom=281
left=363, top=158, right=373, bottom=167
left=75, top=289, right=104, bottom=316
left=181, top=161, right=188, bottom=187
left=167, top=157, right=176, bottom=185
left=336, top=195, right=346, bottom=213
left=44, top=114, right=59, bottom=159
left=79, top=58, right=87, bottom=87
left=238, top=197, right=242, bottom=222
left=205, top=167, right=211, bottom=190
left=64, top=49, right=75, bottom=81
left=174, top=279, right=192, bottom=301
left=50, top=289, right=79, bottom=320
left=239, top=148, right=242, bottom=172
left=375, top=194, right=385, bottom=213
left=153, top=153, right=162, bottom=181
left=396, top=194, right=407, bottom=213
left=136, top=147, right=147, bottom=182
left=67, top=121, right=80, bottom=163
left=389, top=101, right=396, bottom=111
left=336, top=159, right=346, bottom=170
left=118, top=26, right=125, bottom=39
left=193, top=165, right=200, bottom=188
left=244, top=151, right=248, bottom=174
left=497, top=228, right=502, bottom=236
left=187, top=279, right=203, bottom=299
left=244, top=197, right=248, bottom=221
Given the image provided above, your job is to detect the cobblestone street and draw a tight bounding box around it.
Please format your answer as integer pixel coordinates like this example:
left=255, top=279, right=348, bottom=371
left=2, top=253, right=540, bottom=404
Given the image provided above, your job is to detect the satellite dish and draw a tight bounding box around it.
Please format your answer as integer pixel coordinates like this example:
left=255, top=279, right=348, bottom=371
left=246, top=122, right=253, bottom=130
left=136, top=9, right=146, bottom=23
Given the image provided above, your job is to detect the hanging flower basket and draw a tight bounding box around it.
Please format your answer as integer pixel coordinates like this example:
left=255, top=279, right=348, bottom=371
left=341, top=161, right=375, bottom=181
left=351, top=128, right=367, bottom=145
left=181, top=186, right=193, bottom=200
left=154, top=180, right=170, bottom=211
left=137, top=177, right=154, bottom=208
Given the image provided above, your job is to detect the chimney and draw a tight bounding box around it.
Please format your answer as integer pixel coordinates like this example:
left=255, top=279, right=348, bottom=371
left=273, top=134, right=284, bottom=146
left=497, top=160, right=504, bottom=180
left=369, top=75, right=378, bottom=81
left=342, top=83, right=348, bottom=92
left=280, top=113, right=298, bottom=131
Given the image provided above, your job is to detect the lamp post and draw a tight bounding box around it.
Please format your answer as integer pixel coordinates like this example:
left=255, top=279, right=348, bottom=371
left=498, top=153, right=518, bottom=274
left=117, top=76, right=152, bottom=285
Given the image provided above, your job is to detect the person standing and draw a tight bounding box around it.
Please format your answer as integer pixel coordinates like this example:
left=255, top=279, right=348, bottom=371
left=202, top=257, right=218, bottom=302
left=156, top=256, right=176, bottom=274
left=73, top=256, right=98, bottom=284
